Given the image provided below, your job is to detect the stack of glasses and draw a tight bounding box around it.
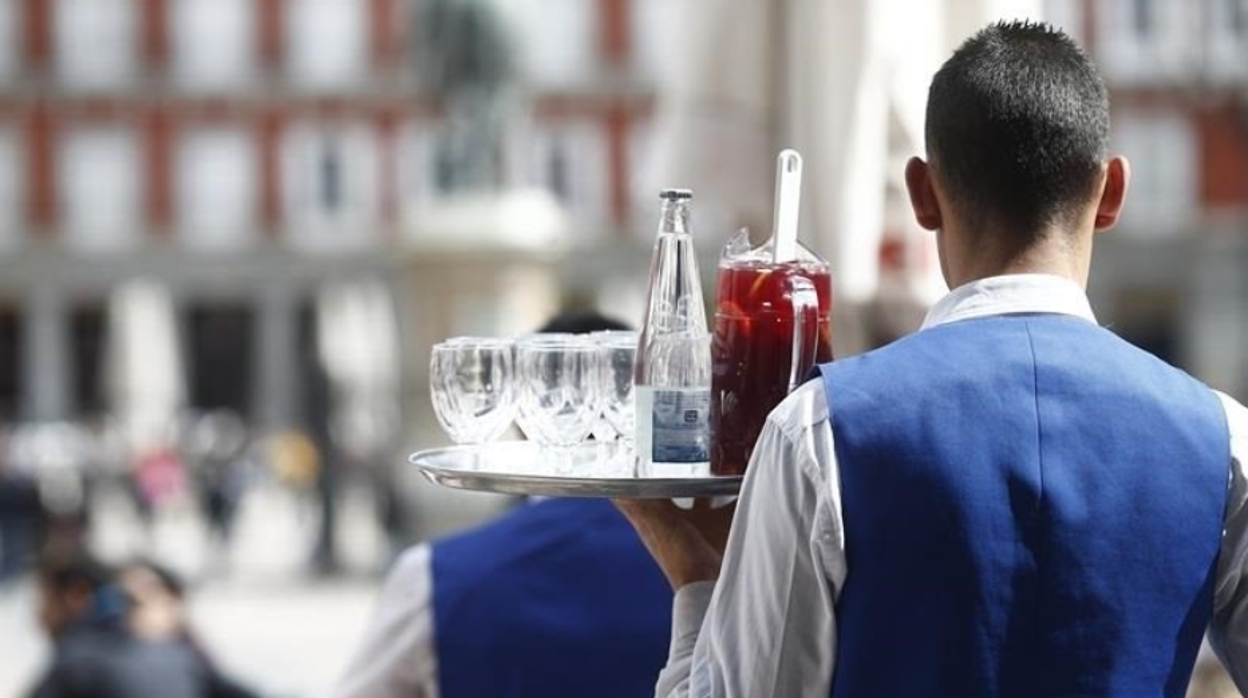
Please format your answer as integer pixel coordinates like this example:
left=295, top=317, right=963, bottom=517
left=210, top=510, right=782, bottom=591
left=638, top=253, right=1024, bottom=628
left=429, top=332, right=638, bottom=448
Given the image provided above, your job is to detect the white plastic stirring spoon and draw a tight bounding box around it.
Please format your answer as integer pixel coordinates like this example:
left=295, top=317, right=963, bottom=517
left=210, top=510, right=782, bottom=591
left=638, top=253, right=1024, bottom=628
left=772, top=149, right=803, bottom=264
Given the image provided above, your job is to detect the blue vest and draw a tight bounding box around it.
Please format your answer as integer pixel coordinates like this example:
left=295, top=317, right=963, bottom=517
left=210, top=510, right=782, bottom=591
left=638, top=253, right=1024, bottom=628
left=819, top=314, right=1229, bottom=698
left=431, top=498, right=672, bottom=698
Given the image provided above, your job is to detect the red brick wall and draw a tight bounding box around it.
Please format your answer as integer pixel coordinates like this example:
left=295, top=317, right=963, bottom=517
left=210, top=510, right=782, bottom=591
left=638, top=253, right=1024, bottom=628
left=1196, top=104, right=1248, bottom=209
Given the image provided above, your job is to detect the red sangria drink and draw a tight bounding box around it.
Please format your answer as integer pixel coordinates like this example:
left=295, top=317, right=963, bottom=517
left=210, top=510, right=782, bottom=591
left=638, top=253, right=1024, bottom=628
left=710, top=257, right=833, bottom=475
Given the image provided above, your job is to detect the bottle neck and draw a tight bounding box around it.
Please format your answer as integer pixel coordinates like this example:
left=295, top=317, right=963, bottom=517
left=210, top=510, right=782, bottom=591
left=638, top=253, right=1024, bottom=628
left=659, top=201, right=691, bottom=236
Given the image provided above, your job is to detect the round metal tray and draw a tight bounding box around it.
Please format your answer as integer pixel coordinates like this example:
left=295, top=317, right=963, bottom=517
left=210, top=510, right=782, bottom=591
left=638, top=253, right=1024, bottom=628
left=409, top=441, right=742, bottom=498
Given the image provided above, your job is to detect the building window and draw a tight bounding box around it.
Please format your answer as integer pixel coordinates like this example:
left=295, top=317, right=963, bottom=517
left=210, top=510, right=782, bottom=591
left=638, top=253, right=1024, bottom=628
left=1112, top=113, right=1198, bottom=237
left=176, top=126, right=257, bottom=250
left=55, top=0, right=138, bottom=89
left=1131, top=0, right=1154, bottom=37
left=282, top=122, right=379, bottom=250
left=1096, top=0, right=1193, bottom=84
left=171, top=0, right=254, bottom=91
left=1231, top=0, right=1248, bottom=34
left=60, top=125, right=143, bottom=251
left=396, top=120, right=437, bottom=210
left=0, top=0, right=17, bottom=83
left=1207, top=0, right=1248, bottom=83
left=286, top=0, right=367, bottom=91
left=319, top=145, right=343, bottom=210
left=633, top=0, right=692, bottom=81
left=1042, top=0, right=1085, bottom=42
left=520, top=120, right=608, bottom=225
left=0, top=124, right=21, bottom=249
left=629, top=117, right=654, bottom=215
left=498, top=0, right=594, bottom=86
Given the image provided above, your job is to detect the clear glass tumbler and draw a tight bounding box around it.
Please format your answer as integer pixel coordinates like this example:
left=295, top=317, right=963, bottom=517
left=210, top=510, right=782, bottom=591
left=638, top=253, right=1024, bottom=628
left=429, top=338, right=516, bottom=444
left=516, top=337, right=600, bottom=448
left=593, top=330, right=639, bottom=443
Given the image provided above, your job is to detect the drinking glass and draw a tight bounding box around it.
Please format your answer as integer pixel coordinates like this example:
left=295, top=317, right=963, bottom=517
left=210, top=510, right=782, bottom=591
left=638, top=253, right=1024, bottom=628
left=593, top=330, right=639, bottom=442
left=513, top=334, right=575, bottom=441
left=517, top=337, right=600, bottom=447
left=591, top=417, right=620, bottom=442
left=429, top=338, right=516, bottom=444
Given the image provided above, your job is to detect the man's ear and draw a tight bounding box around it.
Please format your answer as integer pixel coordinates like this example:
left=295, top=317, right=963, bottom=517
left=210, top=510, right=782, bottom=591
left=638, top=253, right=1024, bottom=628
left=905, top=157, right=942, bottom=231
left=1094, top=156, right=1130, bottom=232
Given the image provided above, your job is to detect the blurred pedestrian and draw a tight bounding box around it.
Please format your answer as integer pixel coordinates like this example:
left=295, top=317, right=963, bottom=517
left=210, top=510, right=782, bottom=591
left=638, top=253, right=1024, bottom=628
left=0, top=433, right=43, bottom=583
left=29, top=548, right=200, bottom=698
left=333, top=311, right=674, bottom=698
left=119, top=560, right=263, bottom=698
left=5, top=423, right=96, bottom=573
left=184, top=411, right=252, bottom=548
left=119, top=559, right=186, bottom=641
left=27, top=548, right=261, bottom=698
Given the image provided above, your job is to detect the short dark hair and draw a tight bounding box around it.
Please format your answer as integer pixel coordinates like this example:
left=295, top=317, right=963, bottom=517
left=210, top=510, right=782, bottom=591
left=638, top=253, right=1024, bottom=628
left=38, top=546, right=113, bottom=594
left=926, top=20, right=1109, bottom=238
left=538, top=311, right=630, bottom=335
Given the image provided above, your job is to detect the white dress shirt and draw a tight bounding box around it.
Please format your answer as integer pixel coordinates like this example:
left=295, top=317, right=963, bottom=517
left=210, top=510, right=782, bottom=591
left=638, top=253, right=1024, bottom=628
left=333, top=545, right=440, bottom=698
left=656, top=273, right=1248, bottom=698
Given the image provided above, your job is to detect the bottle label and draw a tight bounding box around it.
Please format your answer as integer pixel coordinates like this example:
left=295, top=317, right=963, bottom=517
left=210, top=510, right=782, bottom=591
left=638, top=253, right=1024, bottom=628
left=650, top=388, right=710, bottom=463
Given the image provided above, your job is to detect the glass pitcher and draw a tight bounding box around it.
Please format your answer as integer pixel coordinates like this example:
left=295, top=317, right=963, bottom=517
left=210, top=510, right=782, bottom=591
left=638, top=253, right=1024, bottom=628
left=709, top=230, right=834, bottom=475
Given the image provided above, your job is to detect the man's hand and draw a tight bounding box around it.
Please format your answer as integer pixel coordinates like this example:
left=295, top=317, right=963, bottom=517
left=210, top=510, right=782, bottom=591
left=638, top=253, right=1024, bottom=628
left=614, top=498, right=736, bottom=591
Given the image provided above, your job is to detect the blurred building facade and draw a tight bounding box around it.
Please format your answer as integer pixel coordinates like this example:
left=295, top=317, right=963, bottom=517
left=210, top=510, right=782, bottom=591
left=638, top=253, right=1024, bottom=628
left=0, top=0, right=679, bottom=434
left=1047, top=0, right=1248, bottom=396
left=0, top=0, right=1244, bottom=432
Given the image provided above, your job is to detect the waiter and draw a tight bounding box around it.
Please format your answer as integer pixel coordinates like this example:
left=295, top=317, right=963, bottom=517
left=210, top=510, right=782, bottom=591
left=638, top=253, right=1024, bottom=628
left=334, top=313, right=673, bottom=698
left=620, top=20, right=1248, bottom=697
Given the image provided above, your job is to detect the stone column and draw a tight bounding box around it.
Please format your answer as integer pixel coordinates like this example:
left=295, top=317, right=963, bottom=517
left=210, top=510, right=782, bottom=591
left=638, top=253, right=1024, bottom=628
left=24, top=284, right=70, bottom=421
left=255, top=283, right=298, bottom=431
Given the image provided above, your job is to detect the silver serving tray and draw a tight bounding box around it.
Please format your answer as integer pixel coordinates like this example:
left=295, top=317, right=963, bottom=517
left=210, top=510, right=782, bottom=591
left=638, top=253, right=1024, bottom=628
left=409, top=441, right=742, bottom=498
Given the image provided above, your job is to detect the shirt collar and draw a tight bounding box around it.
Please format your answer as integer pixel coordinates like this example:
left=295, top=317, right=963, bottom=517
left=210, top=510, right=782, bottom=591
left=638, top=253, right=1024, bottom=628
left=920, top=273, right=1097, bottom=331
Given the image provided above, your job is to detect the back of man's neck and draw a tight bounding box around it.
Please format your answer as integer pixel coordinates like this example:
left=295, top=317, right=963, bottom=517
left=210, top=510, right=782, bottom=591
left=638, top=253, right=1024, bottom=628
left=950, top=235, right=1090, bottom=290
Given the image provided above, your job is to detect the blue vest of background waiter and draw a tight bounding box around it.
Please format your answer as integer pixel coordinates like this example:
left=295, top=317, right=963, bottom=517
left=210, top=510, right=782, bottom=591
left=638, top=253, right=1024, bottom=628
left=819, top=313, right=1229, bottom=698
left=431, top=497, right=673, bottom=698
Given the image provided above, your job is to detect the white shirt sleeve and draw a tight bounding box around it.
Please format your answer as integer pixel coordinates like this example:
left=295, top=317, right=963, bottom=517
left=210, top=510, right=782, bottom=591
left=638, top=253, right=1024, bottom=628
left=655, top=382, right=846, bottom=697
left=1208, top=391, right=1248, bottom=692
left=332, top=544, right=440, bottom=698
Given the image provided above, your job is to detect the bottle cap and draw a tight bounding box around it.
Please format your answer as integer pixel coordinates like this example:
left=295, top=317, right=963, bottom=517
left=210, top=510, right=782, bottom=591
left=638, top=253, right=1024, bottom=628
left=659, top=188, right=693, bottom=201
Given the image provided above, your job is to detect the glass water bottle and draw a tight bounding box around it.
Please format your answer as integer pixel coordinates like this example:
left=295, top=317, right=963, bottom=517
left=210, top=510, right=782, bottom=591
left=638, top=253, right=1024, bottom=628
left=634, top=189, right=712, bottom=471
